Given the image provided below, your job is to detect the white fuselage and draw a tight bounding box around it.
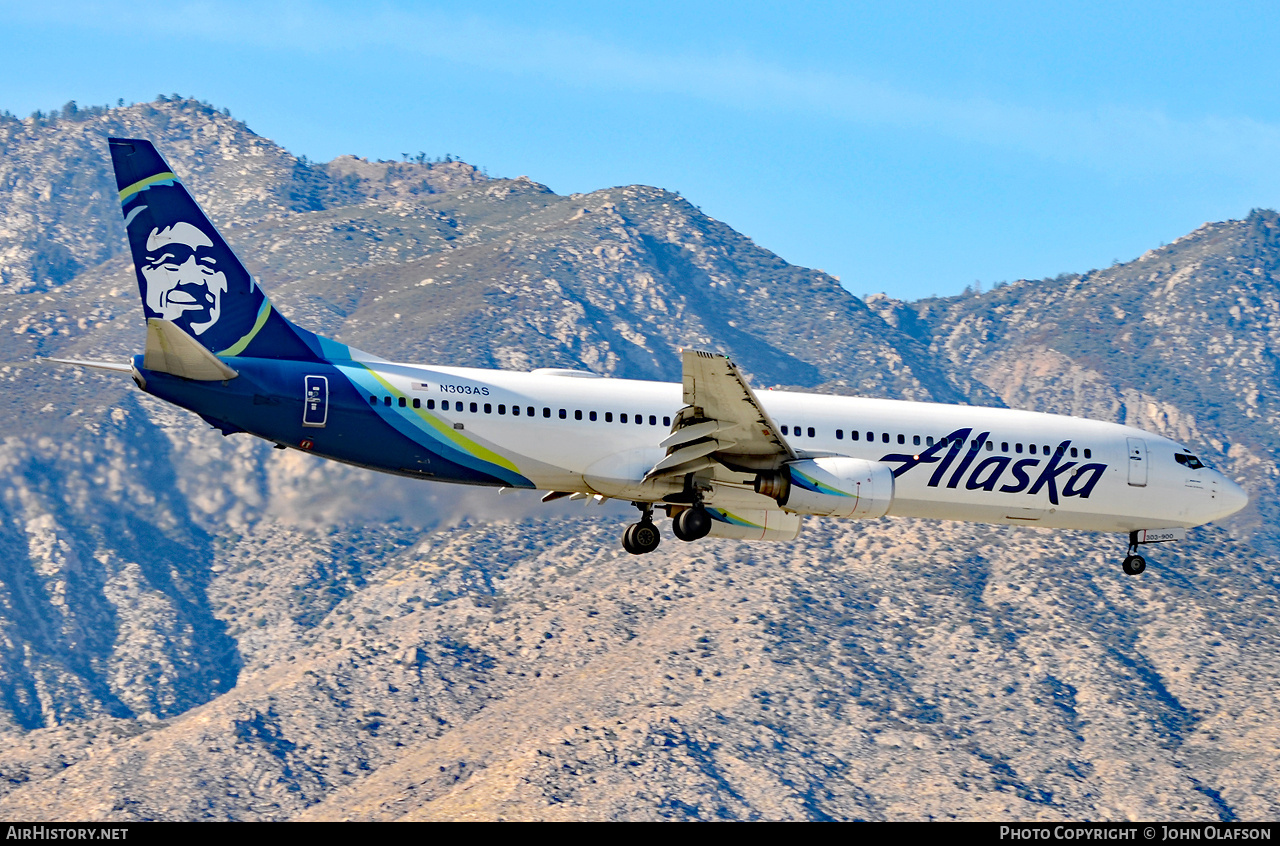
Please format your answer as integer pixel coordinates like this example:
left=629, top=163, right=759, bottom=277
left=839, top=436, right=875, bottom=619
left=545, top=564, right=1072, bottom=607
left=362, top=362, right=1247, bottom=534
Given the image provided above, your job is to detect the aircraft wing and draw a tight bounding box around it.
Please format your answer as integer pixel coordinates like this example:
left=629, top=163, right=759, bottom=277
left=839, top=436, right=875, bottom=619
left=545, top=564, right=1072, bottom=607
left=644, top=349, right=795, bottom=480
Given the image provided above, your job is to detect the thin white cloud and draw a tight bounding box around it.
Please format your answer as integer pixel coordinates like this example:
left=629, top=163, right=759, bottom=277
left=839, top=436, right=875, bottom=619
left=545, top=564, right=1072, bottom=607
left=10, top=0, right=1280, bottom=184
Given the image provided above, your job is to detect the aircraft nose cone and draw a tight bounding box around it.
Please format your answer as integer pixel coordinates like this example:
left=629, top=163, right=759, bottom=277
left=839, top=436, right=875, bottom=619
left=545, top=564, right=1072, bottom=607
left=1217, top=476, right=1249, bottom=519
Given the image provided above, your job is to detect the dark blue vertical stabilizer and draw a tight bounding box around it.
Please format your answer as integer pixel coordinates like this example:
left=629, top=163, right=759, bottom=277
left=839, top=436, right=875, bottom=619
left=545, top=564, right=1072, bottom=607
left=108, top=137, right=325, bottom=361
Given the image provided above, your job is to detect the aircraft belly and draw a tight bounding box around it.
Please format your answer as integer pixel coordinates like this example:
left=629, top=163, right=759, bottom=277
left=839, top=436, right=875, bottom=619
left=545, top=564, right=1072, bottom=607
left=887, top=495, right=1197, bottom=532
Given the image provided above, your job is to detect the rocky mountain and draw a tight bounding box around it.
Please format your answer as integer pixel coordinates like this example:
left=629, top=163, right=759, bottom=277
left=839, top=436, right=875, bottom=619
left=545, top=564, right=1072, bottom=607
left=0, top=98, right=1275, bottom=821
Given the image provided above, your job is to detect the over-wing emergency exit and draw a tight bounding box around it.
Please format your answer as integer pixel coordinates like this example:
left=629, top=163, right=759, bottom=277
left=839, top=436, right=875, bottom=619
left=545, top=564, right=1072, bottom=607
left=48, top=139, right=1249, bottom=576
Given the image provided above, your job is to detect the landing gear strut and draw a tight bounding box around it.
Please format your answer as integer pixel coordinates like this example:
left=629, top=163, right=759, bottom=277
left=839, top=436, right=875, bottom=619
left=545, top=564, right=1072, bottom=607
left=1122, top=531, right=1147, bottom=576
left=622, top=503, right=661, bottom=555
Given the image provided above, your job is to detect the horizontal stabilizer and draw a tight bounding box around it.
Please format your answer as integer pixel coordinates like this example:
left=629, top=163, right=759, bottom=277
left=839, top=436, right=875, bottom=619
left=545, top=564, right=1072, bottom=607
left=143, top=318, right=239, bottom=381
left=43, top=357, right=133, bottom=374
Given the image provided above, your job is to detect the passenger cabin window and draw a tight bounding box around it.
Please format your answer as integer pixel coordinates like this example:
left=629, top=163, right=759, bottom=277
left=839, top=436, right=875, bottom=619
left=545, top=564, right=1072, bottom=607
left=836, top=429, right=844, bottom=440
left=368, top=395, right=376, bottom=405
left=664, top=416, right=671, bottom=426
left=427, top=399, right=435, bottom=410
left=469, top=402, right=478, bottom=413
left=399, top=397, right=406, bottom=408
left=575, top=410, right=582, bottom=420
left=413, top=398, right=420, bottom=409
left=1084, top=449, right=1091, bottom=458
left=559, top=409, right=567, bottom=419
left=484, top=403, right=492, bottom=414
left=808, top=427, right=816, bottom=438
left=498, top=404, right=506, bottom=415
left=605, top=412, right=613, bottom=422
left=897, top=434, right=904, bottom=445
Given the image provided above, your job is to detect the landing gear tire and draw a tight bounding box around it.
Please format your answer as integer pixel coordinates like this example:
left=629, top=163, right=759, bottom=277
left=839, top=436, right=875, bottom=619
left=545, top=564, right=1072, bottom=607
left=623, top=521, right=660, bottom=555
left=672, top=507, right=711, bottom=542
left=1122, top=554, right=1146, bottom=576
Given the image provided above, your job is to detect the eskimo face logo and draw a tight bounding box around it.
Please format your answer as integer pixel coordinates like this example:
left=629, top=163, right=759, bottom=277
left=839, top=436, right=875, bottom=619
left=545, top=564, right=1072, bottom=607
left=140, top=221, right=227, bottom=335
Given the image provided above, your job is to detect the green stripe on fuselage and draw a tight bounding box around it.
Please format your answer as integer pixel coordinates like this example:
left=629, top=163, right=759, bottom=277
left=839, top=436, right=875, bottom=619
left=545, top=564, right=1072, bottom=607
left=360, top=368, right=523, bottom=477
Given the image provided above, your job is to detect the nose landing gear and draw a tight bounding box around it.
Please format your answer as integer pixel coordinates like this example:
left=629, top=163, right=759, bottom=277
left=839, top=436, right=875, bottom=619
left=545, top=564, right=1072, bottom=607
left=1122, top=531, right=1147, bottom=576
left=1122, top=553, right=1146, bottom=575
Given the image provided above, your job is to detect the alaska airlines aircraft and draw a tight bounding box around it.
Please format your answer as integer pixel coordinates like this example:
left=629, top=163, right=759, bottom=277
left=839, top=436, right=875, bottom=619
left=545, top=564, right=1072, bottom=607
left=51, top=139, right=1249, bottom=576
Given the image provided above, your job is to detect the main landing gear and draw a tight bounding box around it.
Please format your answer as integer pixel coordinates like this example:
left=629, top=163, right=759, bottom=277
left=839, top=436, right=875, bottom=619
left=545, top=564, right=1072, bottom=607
left=622, top=503, right=661, bottom=555
left=671, top=505, right=711, bottom=542
left=621, top=499, right=715, bottom=554
left=671, top=475, right=712, bottom=543
left=1122, top=531, right=1147, bottom=576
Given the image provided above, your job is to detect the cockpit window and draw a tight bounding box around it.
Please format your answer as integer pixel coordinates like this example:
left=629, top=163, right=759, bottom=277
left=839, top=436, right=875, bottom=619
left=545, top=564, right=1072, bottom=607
left=1175, top=453, right=1205, bottom=470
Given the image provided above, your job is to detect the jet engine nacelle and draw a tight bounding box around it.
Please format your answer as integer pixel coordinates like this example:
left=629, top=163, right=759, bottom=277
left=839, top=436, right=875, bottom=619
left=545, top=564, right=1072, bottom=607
left=701, top=507, right=803, bottom=541
left=754, top=456, right=895, bottom=519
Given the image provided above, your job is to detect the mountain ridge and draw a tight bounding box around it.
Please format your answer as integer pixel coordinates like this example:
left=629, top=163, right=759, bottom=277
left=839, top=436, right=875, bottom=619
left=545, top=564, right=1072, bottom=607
left=0, top=97, right=1275, bottom=820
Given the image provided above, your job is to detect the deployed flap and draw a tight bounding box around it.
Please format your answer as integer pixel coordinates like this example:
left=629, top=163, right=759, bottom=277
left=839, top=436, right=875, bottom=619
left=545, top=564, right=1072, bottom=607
left=143, top=318, right=239, bottom=381
left=644, top=349, right=793, bottom=480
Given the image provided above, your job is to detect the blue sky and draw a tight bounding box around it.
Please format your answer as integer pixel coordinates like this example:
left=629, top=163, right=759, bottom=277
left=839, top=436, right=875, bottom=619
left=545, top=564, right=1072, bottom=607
left=4, top=1, right=1280, bottom=300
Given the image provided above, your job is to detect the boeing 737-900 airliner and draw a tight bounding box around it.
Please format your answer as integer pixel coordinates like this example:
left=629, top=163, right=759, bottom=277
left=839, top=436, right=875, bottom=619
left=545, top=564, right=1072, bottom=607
left=49, top=139, right=1248, bottom=576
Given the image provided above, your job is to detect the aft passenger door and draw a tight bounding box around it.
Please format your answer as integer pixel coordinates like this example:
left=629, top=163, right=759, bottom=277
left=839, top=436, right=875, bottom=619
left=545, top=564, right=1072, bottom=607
left=303, top=375, right=329, bottom=428
left=1126, top=437, right=1147, bottom=487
